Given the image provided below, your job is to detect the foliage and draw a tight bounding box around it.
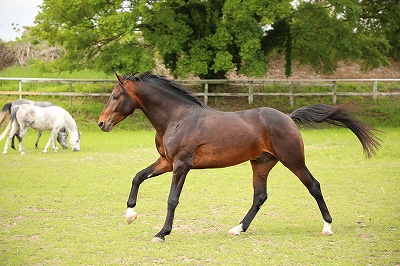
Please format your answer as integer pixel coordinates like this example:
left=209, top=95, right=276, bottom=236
left=28, top=0, right=398, bottom=78
left=32, top=0, right=155, bottom=74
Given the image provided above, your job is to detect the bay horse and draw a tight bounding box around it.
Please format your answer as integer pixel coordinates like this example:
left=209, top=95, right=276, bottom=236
left=0, top=100, right=68, bottom=150
left=98, top=71, right=380, bottom=242
left=0, top=104, right=80, bottom=154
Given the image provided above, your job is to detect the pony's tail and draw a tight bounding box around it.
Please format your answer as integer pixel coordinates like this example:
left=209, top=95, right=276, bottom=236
left=0, top=103, right=12, bottom=128
left=0, top=120, right=12, bottom=141
left=289, top=104, right=381, bottom=158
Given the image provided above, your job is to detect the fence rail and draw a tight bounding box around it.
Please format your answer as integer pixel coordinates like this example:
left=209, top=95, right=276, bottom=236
left=0, top=77, right=399, bottom=106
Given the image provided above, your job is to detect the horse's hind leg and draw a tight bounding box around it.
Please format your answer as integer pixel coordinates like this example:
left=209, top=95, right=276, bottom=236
left=229, top=154, right=278, bottom=236
left=4, top=123, right=24, bottom=154
left=292, top=165, right=333, bottom=235
left=281, top=157, right=333, bottom=235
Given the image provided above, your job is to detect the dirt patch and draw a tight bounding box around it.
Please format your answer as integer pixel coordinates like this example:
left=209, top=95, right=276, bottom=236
left=226, top=58, right=400, bottom=79
left=264, top=58, right=400, bottom=79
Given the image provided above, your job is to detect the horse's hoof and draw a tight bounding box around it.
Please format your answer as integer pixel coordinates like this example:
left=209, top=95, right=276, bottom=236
left=322, top=221, right=333, bottom=236
left=20, top=151, right=25, bottom=155
left=322, top=230, right=334, bottom=236
left=126, top=214, right=137, bottom=225
left=228, top=230, right=240, bottom=236
left=151, top=237, right=165, bottom=243
left=2, top=152, right=7, bottom=155
left=228, top=224, right=243, bottom=236
left=125, top=208, right=137, bottom=225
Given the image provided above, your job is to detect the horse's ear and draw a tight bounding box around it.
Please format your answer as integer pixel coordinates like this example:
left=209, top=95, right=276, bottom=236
left=115, top=71, right=124, bottom=85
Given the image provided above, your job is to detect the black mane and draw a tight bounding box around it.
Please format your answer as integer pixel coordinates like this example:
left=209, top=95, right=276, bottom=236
left=123, top=71, right=205, bottom=107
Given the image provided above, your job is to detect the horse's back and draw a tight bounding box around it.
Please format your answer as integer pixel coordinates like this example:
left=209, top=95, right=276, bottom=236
left=12, top=99, right=34, bottom=106
left=12, top=99, right=53, bottom=107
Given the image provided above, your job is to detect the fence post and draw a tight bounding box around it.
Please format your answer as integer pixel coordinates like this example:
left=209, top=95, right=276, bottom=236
left=69, top=82, right=72, bottom=106
left=373, top=80, right=378, bottom=101
left=289, top=82, right=294, bottom=107
left=19, top=80, right=22, bottom=99
left=248, top=81, right=253, bottom=104
left=204, top=83, right=208, bottom=105
left=332, top=81, right=337, bottom=104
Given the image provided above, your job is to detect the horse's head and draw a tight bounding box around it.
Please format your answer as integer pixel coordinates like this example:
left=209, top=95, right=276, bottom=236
left=98, top=73, right=137, bottom=132
left=57, top=128, right=68, bottom=149
left=70, top=130, right=80, bottom=152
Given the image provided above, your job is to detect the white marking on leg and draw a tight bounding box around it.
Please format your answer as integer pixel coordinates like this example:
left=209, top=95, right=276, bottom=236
left=228, top=223, right=243, bottom=236
left=19, top=145, right=24, bottom=154
left=3, top=138, right=10, bottom=154
left=322, top=220, right=334, bottom=236
left=126, top=207, right=137, bottom=225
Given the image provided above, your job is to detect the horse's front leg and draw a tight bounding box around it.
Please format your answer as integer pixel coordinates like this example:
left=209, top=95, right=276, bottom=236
left=126, top=156, right=172, bottom=224
left=43, top=131, right=56, bottom=153
left=35, top=131, right=43, bottom=149
left=152, top=159, right=190, bottom=243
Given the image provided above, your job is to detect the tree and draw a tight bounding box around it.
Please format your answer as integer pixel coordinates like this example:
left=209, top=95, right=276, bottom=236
left=33, top=0, right=155, bottom=73
left=138, top=0, right=294, bottom=78
left=31, top=0, right=398, bottom=78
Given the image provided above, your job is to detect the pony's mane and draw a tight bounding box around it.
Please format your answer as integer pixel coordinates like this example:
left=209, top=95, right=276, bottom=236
left=123, top=71, right=205, bottom=107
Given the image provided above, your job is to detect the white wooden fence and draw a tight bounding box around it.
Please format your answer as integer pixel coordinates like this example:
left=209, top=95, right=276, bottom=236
left=0, top=77, right=399, bottom=106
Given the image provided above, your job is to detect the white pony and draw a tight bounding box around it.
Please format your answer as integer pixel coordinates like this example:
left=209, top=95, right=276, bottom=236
left=0, top=104, right=80, bottom=154
left=0, top=99, right=68, bottom=149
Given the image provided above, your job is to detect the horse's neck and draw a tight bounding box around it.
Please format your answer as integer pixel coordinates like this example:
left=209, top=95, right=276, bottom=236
left=63, top=113, right=78, bottom=135
left=136, top=87, right=199, bottom=133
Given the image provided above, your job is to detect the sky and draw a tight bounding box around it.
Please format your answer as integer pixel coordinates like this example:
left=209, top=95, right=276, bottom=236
left=0, top=0, right=43, bottom=41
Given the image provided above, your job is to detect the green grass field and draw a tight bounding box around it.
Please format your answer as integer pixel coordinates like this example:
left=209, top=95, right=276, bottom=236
left=1, top=128, right=399, bottom=265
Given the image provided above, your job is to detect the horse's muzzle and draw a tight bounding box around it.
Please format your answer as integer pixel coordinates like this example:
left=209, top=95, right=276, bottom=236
left=98, top=121, right=112, bottom=132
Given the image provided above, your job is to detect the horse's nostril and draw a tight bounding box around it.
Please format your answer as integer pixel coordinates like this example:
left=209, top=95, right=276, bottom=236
left=98, top=121, right=103, bottom=128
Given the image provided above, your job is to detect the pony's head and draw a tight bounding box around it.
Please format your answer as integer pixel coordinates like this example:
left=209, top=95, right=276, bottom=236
left=57, top=128, right=68, bottom=149
left=98, top=72, right=137, bottom=132
left=70, top=130, right=80, bottom=152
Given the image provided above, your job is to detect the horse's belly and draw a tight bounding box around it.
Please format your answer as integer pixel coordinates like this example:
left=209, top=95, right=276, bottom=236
left=192, top=143, right=263, bottom=169
left=31, top=119, right=53, bottom=131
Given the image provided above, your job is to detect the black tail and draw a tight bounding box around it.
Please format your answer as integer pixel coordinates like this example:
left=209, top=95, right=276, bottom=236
left=1, top=103, right=12, bottom=113
left=290, top=104, right=381, bottom=158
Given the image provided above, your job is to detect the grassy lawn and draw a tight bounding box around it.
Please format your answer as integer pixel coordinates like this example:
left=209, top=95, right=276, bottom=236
left=0, top=128, right=399, bottom=265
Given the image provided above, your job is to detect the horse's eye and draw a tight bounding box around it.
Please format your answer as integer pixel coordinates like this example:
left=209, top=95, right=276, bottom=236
left=113, top=94, right=119, bottom=100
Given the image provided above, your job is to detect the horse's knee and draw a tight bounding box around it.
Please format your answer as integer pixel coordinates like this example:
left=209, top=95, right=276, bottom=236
left=132, top=174, right=145, bottom=186
left=167, top=198, right=179, bottom=210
